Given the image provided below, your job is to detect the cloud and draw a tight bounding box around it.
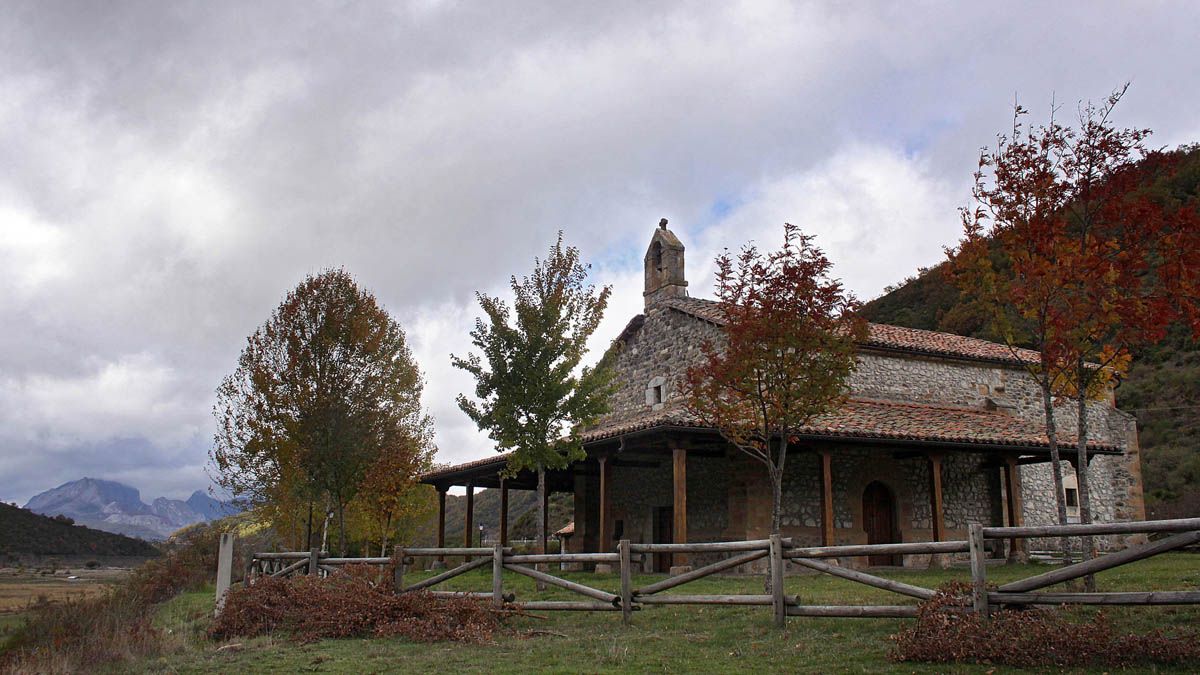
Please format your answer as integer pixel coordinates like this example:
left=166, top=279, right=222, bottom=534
left=1, top=0, right=1198, bottom=503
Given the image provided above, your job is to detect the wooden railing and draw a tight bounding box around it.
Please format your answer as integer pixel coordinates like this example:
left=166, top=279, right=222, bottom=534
left=225, top=517, right=1200, bottom=628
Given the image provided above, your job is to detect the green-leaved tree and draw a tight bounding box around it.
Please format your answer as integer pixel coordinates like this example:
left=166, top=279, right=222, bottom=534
left=452, top=233, right=615, bottom=556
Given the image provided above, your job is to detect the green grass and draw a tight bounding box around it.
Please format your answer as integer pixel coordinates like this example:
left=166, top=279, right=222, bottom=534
left=127, top=553, right=1200, bottom=674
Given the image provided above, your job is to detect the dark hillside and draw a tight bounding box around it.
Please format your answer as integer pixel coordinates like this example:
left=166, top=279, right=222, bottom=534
left=0, top=502, right=161, bottom=559
left=862, top=145, right=1200, bottom=517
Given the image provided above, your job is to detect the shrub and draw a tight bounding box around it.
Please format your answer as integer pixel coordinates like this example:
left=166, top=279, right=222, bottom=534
left=210, top=565, right=499, bottom=643
left=891, top=581, right=1200, bottom=668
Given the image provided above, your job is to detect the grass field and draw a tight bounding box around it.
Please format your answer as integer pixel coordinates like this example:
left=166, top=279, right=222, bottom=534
left=115, top=552, right=1200, bottom=674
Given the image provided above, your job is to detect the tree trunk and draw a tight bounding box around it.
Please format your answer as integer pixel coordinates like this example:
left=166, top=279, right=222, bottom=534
left=305, top=499, right=314, bottom=551
left=1076, top=361, right=1096, bottom=591
left=337, top=500, right=347, bottom=557
left=1041, top=378, right=1072, bottom=561
left=536, top=467, right=547, bottom=592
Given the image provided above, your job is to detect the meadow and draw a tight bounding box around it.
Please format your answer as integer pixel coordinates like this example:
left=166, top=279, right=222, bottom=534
left=117, top=552, right=1200, bottom=674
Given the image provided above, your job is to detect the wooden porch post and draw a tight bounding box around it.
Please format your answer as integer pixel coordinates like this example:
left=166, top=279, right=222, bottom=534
left=819, top=451, right=834, bottom=546
left=672, top=446, right=689, bottom=571
left=928, top=453, right=945, bottom=542
left=1004, top=455, right=1027, bottom=563
left=499, top=477, right=509, bottom=548
left=464, top=482, right=475, bottom=550
left=435, top=487, right=447, bottom=567
left=598, top=455, right=612, bottom=553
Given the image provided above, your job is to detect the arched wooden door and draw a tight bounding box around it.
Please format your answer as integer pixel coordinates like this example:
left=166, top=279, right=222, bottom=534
left=862, top=481, right=899, bottom=566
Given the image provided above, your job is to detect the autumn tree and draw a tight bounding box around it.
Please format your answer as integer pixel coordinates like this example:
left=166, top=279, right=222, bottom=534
left=452, top=233, right=615, bottom=557
left=211, top=269, right=431, bottom=555
left=954, top=87, right=1200, bottom=569
left=349, top=428, right=437, bottom=556
left=686, top=223, right=866, bottom=535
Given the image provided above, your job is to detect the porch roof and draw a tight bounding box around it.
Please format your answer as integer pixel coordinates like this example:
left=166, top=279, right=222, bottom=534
left=419, top=397, right=1118, bottom=486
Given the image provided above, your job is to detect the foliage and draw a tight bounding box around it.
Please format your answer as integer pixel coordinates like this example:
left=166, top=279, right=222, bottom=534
left=864, top=145, right=1200, bottom=515
left=211, top=268, right=432, bottom=555
left=685, top=223, right=865, bottom=534
left=891, top=581, right=1200, bottom=667
left=210, top=566, right=499, bottom=644
left=950, top=87, right=1200, bottom=548
left=346, top=428, right=438, bottom=556
left=0, top=502, right=161, bottom=559
left=452, top=232, right=614, bottom=553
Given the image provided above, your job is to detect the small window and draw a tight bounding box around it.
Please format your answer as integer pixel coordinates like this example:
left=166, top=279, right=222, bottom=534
left=652, top=385, right=664, bottom=404
left=1065, top=488, right=1079, bottom=508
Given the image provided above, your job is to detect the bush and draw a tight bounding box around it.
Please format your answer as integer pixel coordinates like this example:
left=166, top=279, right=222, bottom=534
left=210, top=565, right=499, bottom=643
left=891, top=581, right=1200, bottom=668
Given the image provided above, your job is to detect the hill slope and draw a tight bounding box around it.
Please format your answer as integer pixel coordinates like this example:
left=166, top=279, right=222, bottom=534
left=0, top=502, right=161, bottom=559
left=861, top=145, right=1200, bottom=517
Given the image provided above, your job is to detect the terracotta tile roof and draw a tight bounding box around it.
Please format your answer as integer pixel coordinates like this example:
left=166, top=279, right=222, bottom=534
left=658, top=297, right=1041, bottom=366
left=421, top=398, right=1113, bottom=482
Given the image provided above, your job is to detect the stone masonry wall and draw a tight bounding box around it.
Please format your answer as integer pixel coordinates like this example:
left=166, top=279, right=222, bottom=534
left=598, top=305, right=1145, bottom=553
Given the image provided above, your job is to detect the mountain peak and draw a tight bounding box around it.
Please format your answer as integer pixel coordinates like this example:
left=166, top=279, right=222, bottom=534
left=23, top=478, right=240, bottom=541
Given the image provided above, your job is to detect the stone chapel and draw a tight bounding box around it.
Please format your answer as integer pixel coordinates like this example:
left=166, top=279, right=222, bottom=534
left=422, top=222, right=1146, bottom=569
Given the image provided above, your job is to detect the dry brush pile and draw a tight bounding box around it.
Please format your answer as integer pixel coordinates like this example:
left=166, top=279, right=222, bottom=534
left=891, top=581, right=1200, bottom=668
left=210, top=565, right=500, bottom=643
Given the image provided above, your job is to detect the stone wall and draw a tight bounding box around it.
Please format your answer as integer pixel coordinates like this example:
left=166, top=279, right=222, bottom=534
left=595, top=304, right=1145, bottom=556
left=601, top=305, right=721, bottom=423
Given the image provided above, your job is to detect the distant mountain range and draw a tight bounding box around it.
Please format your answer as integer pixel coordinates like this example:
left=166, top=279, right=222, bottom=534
left=23, top=477, right=241, bottom=541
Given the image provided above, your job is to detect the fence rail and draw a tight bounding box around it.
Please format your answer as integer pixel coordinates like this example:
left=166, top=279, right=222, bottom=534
left=224, top=516, right=1199, bottom=628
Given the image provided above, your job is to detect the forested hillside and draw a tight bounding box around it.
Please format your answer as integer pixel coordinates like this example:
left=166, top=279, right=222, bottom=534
left=862, top=145, right=1200, bottom=518
left=0, top=502, right=161, bottom=559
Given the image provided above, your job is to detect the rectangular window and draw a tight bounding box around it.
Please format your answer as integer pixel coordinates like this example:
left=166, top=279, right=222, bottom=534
left=653, top=385, right=663, bottom=404
left=1065, top=488, right=1079, bottom=508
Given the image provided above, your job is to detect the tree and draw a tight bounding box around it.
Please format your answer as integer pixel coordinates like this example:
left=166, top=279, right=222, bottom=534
left=211, top=269, right=431, bottom=555
left=954, top=87, right=1200, bottom=572
left=349, top=429, right=437, bottom=556
left=685, top=223, right=866, bottom=535
left=452, top=233, right=614, bottom=558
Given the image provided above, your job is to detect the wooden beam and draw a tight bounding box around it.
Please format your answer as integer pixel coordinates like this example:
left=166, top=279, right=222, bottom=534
left=464, top=482, right=475, bottom=550
left=998, top=529, right=1200, bottom=593
left=819, top=451, right=834, bottom=546
left=1003, top=455, right=1026, bottom=562
left=789, top=557, right=935, bottom=600
left=991, top=590, right=1200, bottom=605
left=928, top=453, right=945, bottom=542
left=436, top=488, right=447, bottom=564
left=499, top=478, right=509, bottom=548
left=598, top=455, right=612, bottom=553
left=672, top=446, right=688, bottom=568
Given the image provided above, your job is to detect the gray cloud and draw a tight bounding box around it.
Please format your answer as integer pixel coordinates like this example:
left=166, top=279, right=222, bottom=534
left=2, top=0, right=1197, bottom=503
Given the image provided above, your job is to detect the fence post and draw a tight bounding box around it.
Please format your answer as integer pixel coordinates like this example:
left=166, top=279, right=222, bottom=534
left=619, top=539, right=632, bottom=625
left=493, top=544, right=504, bottom=609
left=308, top=548, right=320, bottom=576
left=393, top=547, right=405, bottom=592
left=968, top=523, right=989, bottom=619
left=214, top=532, right=234, bottom=616
left=770, top=534, right=785, bottom=628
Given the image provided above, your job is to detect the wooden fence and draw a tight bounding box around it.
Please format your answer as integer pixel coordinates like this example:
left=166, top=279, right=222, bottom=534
left=222, top=517, right=1200, bottom=627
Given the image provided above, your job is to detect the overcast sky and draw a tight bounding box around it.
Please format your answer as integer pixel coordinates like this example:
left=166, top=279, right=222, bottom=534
left=2, top=1, right=1198, bottom=505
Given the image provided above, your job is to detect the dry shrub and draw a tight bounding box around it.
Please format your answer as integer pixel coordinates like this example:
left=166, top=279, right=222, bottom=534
left=891, top=581, right=1200, bottom=668
left=210, top=565, right=499, bottom=643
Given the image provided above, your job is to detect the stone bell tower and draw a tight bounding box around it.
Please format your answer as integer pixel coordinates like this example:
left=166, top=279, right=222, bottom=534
left=644, top=218, right=688, bottom=308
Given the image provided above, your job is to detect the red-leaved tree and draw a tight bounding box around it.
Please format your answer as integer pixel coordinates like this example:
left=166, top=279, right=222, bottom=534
left=685, top=223, right=866, bottom=535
